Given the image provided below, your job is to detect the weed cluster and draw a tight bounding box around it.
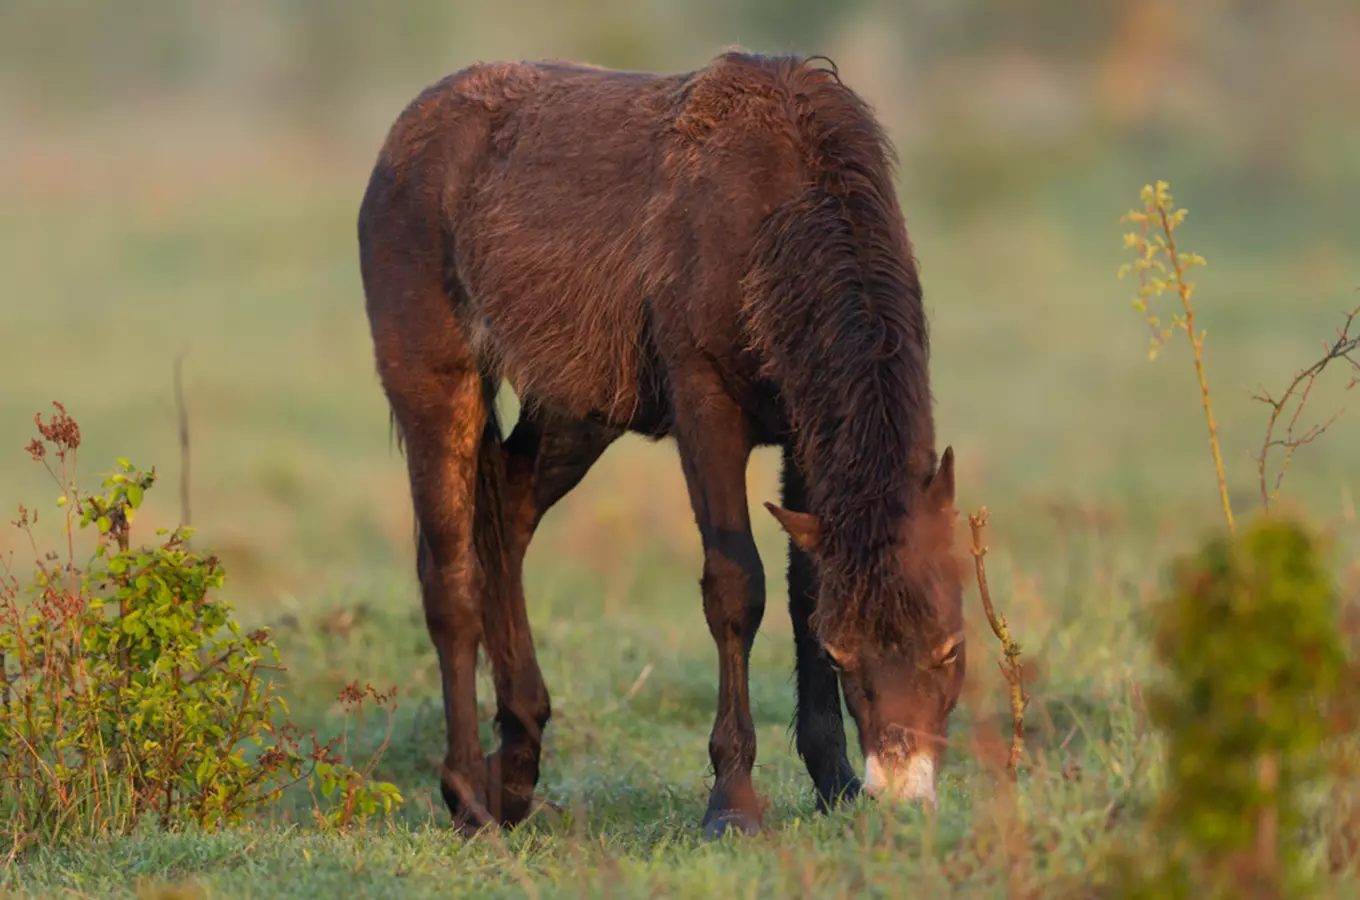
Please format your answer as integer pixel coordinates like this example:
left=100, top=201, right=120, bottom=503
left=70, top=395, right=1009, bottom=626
left=0, top=404, right=404, bottom=857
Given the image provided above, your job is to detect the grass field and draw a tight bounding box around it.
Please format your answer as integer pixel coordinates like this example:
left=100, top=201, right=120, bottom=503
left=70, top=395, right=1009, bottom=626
left=3, top=92, right=1360, bottom=897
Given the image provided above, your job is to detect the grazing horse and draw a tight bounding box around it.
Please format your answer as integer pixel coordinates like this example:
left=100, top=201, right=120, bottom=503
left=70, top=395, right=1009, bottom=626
left=358, top=50, right=966, bottom=838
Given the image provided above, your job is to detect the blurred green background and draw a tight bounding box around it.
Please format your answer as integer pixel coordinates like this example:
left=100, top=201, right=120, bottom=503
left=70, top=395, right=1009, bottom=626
left=2, top=0, right=1358, bottom=607
left=4, top=3, right=1360, bottom=893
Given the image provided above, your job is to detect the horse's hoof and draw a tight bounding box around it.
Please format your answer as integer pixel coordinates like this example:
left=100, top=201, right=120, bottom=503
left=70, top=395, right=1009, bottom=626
left=701, top=811, right=761, bottom=839
left=513, top=794, right=566, bottom=827
left=815, top=775, right=863, bottom=813
left=452, top=816, right=495, bottom=839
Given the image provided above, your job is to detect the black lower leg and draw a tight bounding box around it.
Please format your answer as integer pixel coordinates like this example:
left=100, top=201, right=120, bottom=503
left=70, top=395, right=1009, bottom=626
left=784, top=449, right=860, bottom=811
left=476, top=427, right=548, bottom=826
left=484, top=642, right=550, bottom=826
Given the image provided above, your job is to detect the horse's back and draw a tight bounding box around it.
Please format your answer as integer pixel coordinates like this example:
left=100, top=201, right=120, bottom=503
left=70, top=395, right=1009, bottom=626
left=362, top=52, right=853, bottom=429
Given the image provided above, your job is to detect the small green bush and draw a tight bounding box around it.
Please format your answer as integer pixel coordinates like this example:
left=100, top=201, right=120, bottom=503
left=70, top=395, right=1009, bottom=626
left=1109, top=514, right=1346, bottom=899
left=307, top=681, right=405, bottom=831
left=1, top=403, right=402, bottom=849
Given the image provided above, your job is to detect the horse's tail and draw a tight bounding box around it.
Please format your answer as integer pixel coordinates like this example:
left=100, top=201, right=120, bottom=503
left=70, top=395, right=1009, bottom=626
left=472, top=378, right=510, bottom=609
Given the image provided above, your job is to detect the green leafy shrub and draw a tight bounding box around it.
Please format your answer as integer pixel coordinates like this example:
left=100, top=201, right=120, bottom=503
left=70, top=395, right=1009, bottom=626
left=1108, top=514, right=1346, bottom=899
left=0, top=403, right=403, bottom=848
left=307, top=681, right=404, bottom=831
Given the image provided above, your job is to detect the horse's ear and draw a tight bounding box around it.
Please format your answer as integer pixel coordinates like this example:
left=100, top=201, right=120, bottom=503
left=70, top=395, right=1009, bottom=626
left=764, top=502, right=823, bottom=552
left=925, top=445, right=956, bottom=511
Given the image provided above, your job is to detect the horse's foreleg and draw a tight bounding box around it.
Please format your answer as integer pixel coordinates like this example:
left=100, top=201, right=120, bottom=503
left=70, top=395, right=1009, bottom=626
left=481, top=414, right=618, bottom=825
left=782, top=446, right=862, bottom=811
left=672, top=368, right=766, bottom=838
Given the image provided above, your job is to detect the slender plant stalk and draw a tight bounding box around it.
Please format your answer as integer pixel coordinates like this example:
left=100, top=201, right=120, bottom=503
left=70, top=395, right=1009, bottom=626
left=967, top=507, right=1026, bottom=778
left=1159, top=206, right=1234, bottom=534
left=1121, top=181, right=1235, bottom=533
left=174, top=351, right=192, bottom=531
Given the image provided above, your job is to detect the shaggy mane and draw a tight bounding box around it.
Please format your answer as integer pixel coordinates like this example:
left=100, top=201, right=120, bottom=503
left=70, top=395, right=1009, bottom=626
left=740, top=54, right=939, bottom=649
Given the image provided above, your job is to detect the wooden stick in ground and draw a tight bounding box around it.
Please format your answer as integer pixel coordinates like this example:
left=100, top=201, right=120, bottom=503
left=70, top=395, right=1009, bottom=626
left=968, top=507, right=1027, bottom=778
left=173, top=351, right=192, bottom=530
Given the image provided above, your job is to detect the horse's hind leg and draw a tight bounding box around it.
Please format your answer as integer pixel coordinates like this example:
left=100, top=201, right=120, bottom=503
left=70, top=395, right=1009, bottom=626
left=361, top=140, right=500, bottom=829
left=389, top=369, right=492, bottom=832
left=367, top=249, right=492, bottom=829
left=480, top=412, right=619, bottom=825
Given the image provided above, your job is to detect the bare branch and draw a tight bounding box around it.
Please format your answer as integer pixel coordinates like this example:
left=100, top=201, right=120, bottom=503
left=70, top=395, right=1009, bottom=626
left=1252, top=304, right=1360, bottom=509
left=968, top=508, right=1027, bottom=779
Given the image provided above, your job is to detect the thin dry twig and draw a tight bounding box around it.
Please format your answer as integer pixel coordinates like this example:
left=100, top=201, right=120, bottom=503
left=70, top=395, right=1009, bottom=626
left=967, top=507, right=1027, bottom=778
left=1250, top=303, right=1360, bottom=509
left=173, top=350, right=192, bottom=530
left=603, top=663, right=653, bottom=715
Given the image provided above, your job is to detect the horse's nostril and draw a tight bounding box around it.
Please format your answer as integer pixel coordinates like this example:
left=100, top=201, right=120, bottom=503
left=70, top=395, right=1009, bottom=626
left=863, top=751, right=938, bottom=806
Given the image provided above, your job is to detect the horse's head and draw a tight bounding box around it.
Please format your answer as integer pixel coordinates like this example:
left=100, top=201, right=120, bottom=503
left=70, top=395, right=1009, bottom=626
left=765, top=446, right=965, bottom=808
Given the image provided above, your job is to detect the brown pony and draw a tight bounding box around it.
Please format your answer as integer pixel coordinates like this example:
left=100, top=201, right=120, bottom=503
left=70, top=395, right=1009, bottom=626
left=357, top=50, right=966, bottom=838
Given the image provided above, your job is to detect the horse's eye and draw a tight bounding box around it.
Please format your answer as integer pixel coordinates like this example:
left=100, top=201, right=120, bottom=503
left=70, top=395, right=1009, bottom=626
left=822, top=643, right=854, bottom=672
left=934, top=639, right=964, bottom=667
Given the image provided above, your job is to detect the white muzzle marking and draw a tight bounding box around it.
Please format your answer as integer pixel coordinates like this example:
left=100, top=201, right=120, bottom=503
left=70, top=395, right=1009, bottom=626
left=863, top=752, right=937, bottom=808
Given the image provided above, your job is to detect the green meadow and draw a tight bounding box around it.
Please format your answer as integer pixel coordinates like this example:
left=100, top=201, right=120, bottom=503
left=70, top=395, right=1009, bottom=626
left=2, top=2, right=1359, bottom=896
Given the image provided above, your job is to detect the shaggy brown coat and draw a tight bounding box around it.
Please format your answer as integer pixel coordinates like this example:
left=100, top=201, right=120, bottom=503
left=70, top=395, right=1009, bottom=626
left=359, top=50, right=963, bottom=837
